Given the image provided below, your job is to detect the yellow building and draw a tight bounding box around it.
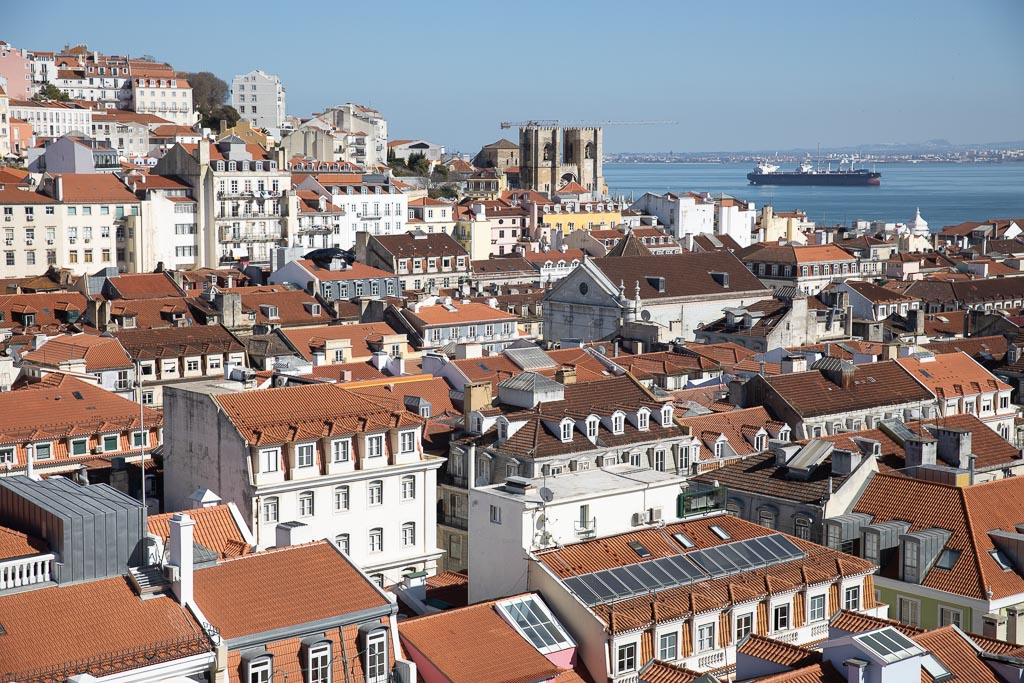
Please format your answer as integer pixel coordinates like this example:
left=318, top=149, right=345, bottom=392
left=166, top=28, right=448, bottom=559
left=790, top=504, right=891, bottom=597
left=538, top=206, right=623, bottom=235
left=218, top=119, right=269, bottom=148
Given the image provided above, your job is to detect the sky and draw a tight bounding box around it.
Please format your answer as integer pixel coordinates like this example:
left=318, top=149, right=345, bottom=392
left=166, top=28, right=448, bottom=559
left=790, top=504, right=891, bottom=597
left=7, top=0, right=1023, bottom=154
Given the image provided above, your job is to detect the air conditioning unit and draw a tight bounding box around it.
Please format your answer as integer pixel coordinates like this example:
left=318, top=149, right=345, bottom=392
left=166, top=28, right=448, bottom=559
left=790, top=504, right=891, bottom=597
left=93, top=446, right=104, bottom=454
left=84, top=238, right=91, bottom=243
left=649, top=507, right=663, bottom=523
left=162, top=564, right=180, bottom=582
left=632, top=511, right=647, bottom=527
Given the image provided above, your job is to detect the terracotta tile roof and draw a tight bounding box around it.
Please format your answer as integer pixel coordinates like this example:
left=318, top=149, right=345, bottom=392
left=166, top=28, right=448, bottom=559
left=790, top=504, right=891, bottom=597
left=853, top=473, right=1024, bottom=600
left=0, top=292, right=89, bottom=335
left=194, top=540, right=390, bottom=640
left=922, top=335, right=1007, bottom=365
left=400, top=596, right=563, bottom=683
left=605, top=231, right=654, bottom=258
left=0, top=525, right=49, bottom=561
left=555, top=181, right=589, bottom=194
left=108, top=296, right=195, bottom=328
left=681, top=342, right=759, bottom=368
left=733, top=358, right=783, bottom=375
left=212, top=380, right=423, bottom=446
left=736, top=633, right=821, bottom=668
left=113, top=324, right=244, bottom=361
left=280, top=322, right=408, bottom=361
left=595, top=252, right=768, bottom=300
left=755, top=663, right=845, bottom=683
left=108, top=272, right=184, bottom=299
left=536, top=515, right=875, bottom=633
left=913, top=626, right=1003, bottom=683
left=843, top=279, right=918, bottom=304
left=0, top=374, right=162, bottom=464
left=700, top=298, right=794, bottom=338
left=0, top=186, right=58, bottom=204
left=476, top=375, right=684, bottom=459
left=233, top=287, right=332, bottom=326
left=92, top=110, right=170, bottom=125
left=294, top=258, right=395, bottom=281
left=21, top=334, right=132, bottom=372
left=309, top=361, right=388, bottom=382
left=638, top=660, right=706, bottom=683
left=0, top=574, right=207, bottom=679
left=423, top=570, right=469, bottom=608
left=671, top=384, right=730, bottom=411
left=828, top=609, right=924, bottom=636
left=896, top=351, right=1011, bottom=399
left=472, top=256, right=535, bottom=275
left=374, top=232, right=468, bottom=260
left=738, top=242, right=857, bottom=265
left=678, top=407, right=782, bottom=462
left=692, top=448, right=853, bottom=504
left=520, top=248, right=586, bottom=264
left=342, top=375, right=457, bottom=415
left=148, top=504, right=251, bottom=558
left=54, top=174, right=140, bottom=203
left=405, top=301, right=518, bottom=326
left=757, top=360, right=935, bottom=418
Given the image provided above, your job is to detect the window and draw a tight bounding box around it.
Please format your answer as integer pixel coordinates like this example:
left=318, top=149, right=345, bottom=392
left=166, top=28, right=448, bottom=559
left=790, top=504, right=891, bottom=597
left=809, top=594, right=826, bottom=622
left=898, top=597, right=921, bottom=627
left=298, top=491, right=315, bottom=517
left=629, top=452, right=641, bottom=467
left=714, top=440, right=725, bottom=458
left=612, top=413, right=624, bottom=434
left=70, top=438, right=88, bottom=456
left=637, top=410, right=649, bottom=430
left=654, top=450, right=666, bottom=472
left=400, top=431, right=415, bottom=453
left=366, top=435, right=383, bottom=458
left=261, top=448, right=280, bottom=473
left=336, top=534, right=350, bottom=554
left=758, top=509, right=776, bottom=529
left=368, top=480, right=383, bottom=506
left=773, top=604, right=790, bottom=632
left=132, top=431, right=148, bottom=448
left=262, top=497, right=278, bottom=523
left=401, top=475, right=416, bottom=501
left=102, top=434, right=119, bottom=452
left=864, top=532, right=880, bottom=564
left=0, top=447, right=14, bottom=465
left=586, top=417, right=599, bottom=438
left=903, top=543, right=919, bottom=582
left=490, top=504, right=502, bottom=525
left=334, top=485, right=350, bottom=512
left=186, top=359, right=199, bottom=372
left=365, top=631, right=388, bottom=683
left=794, top=517, right=811, bottom=540
left=297, top=443, right=315, bottom=468
left=616, top=643, right=636, bottom=673
left=844, top=586, right=861, bottom=611
left=734, top=612, right=754, bottom=641
left=658, top=632, right=678, bottom=661
left=248, top=657, right=272, bottom=683
left=560, top=421, right=573, bottom=442
left=308, top=643, right=331, bottom=683
left=697, top=622, right=715, bottom=652
left=939, top=606, right=962, bottom=628
left=402, top=522, right=415, bottom=547
left=369, top=527, right=383, bottom=553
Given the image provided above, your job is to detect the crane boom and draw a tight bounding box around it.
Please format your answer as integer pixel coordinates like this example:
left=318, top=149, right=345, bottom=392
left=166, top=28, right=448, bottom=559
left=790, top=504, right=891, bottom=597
left=500, top=119, right=676, bottom=129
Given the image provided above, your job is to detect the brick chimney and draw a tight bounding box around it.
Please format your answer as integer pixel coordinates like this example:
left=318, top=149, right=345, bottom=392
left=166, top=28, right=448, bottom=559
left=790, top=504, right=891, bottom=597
left=555, top=366, right=577, bottom=385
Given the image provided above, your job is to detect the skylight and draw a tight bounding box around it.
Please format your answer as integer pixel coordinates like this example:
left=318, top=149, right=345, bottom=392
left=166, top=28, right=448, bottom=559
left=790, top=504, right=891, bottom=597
left=496, top=595, right=575, bottom=655
left=990, top=548, right=1014, bottom=572
left=854, top=627, right=925, bottom=664
left=921, top=654, right=954, bottom=683
left=710, top=525, right=731, bottom=540
left=672, top=533, right=695, bottom=549
left=628, top=541, right=651, bottom=558
left=935, top=548, right=960, bottom=570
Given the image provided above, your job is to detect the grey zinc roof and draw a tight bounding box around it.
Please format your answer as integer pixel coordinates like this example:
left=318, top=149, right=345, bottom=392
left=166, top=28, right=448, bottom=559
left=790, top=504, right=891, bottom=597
left=505, top=346, right=558, bottom=371
left=497, top=371, right=564, bottom=393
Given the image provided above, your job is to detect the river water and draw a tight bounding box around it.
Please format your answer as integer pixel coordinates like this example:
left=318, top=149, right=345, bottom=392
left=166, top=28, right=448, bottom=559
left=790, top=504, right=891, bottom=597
left=604, top=162, right=1024, bottom=230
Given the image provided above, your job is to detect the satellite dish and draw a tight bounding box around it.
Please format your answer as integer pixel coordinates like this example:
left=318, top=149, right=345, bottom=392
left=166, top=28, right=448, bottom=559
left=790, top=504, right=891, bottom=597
left=539, top=487, right=554, bottom=503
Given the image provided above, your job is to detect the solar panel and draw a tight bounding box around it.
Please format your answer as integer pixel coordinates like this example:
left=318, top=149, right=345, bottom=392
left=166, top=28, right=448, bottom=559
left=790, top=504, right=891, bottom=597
left=563, top=577, right=599, bottom=604
left=854, top=627, right=924, bottom=664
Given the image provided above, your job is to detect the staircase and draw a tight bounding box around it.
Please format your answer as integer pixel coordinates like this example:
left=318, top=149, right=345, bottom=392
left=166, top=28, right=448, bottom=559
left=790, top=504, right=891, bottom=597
left=129, top=565, right=171, bottom=599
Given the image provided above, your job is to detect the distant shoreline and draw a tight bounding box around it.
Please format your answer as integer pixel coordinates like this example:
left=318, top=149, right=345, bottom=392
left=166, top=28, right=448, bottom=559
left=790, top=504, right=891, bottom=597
left=603, top=159, right=1024, bottom=165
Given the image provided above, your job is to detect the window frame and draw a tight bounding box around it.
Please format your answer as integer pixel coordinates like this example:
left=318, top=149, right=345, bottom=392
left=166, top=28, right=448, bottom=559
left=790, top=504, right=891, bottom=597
left=658, top=631, right=678, bottom=661
left=368, top=480, right=384, bottom=506
left=809, top=594, right=826, bottom=622
left=298, top=490, right=315, bottom=517
left=616, top=643, right=637, bottom=674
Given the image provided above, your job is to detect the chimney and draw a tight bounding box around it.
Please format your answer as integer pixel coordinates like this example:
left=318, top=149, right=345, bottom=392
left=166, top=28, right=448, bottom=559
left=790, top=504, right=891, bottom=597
left=904, top=436, right=938, bottom=469
left=168, top=513, right=195, bottom=605
left=32, top=334, right=48, bottom=351
left=402, top=571, right=427, bottom=603
left=935, top=427, right=972, bottom=468
left=463, top=381, right=492, bottom=432
left=831, top=448, right=862, bottom=476
left=555, top=366, right=577, bottom=385
left=909, top=308, right=925, bottom=336
left=882, top=343, right=900, bottom=361
left=275, top=520, right=315, bottom=547
left=780, top=355, right=807, bottom=374
left=843, top=658, right=868, bottom=683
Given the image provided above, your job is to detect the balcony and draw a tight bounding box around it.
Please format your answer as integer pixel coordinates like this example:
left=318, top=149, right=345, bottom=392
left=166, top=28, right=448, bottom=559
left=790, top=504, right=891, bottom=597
left=574, top=519, right=597, bottom=539
left=220, top=229, right=284, bottom=243
left=0, top=553, right=58, bottom=591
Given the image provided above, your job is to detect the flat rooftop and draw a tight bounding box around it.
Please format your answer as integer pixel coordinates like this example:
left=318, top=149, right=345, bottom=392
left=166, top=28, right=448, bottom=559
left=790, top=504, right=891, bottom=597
left=480, top=464, right=684, bottom=504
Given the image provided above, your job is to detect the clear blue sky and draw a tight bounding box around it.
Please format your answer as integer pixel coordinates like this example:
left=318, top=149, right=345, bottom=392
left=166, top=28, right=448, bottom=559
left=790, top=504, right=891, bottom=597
left=7, top=0, right=1023, bottom=153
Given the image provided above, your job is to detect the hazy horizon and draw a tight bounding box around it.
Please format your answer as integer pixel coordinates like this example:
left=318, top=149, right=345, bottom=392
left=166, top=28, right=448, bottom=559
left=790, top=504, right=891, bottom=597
left=7, top=0, right=1023, bottom=155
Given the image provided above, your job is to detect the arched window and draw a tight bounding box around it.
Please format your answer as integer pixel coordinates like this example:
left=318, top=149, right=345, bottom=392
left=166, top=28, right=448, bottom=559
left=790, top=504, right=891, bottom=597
left=793, top=517, right=811, bottom=540
left=402, top=522, right=416, bottom=547
left=758, top=508, right=776, bottom=529
left=335, top=533, right=350, bottom=554
left=369, top=527, right=383, bottom=553
left=262, top=496, right=279, bottom=523
left=612, top=412, right=625, bottom=435
left=586, top=416, right=599, bottom=438
left=298, top=491, right=314, bottom=517
left=334, top=485, right=349, bottom=512
left=543, top=143, right=552, bottom=162
left=401, top=475, right=416, bottom=501
left=585, top=142, right=594, bottom=159
left=637, top=409, right=649, bottom=431
left=560, top=419, right=573, bottom=442
left=368, top=480, right=383, bottom=506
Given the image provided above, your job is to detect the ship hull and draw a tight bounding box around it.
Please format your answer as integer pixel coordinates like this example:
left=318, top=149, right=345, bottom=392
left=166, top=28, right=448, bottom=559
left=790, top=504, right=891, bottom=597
left=748, top=171, right=881, bottom=186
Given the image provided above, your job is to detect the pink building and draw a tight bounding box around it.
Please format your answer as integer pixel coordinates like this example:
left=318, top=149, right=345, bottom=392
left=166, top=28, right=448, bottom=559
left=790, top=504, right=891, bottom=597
left=0, top=42, right=33, bottom=100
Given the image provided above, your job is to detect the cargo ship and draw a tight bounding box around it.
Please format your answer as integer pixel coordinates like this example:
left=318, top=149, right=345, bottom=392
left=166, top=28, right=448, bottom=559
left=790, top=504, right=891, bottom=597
left=747, top=160, right=881, bottom=186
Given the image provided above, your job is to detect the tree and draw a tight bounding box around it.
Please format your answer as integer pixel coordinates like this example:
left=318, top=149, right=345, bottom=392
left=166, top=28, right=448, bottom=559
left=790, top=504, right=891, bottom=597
left=429, top=184, right=459, bottom=200
left=181, top=71, right=229, bottom=120
left=406, top=152, right=431, bottom=177
left=203, top=105, right=241, bottom=131
left=32, top=83, right=70, bottom=102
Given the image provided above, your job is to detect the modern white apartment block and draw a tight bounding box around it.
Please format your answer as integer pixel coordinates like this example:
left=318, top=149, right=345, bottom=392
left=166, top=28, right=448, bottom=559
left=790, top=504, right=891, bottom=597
left=317, top=103, right=388, bottom=168
left=231, top=70, right=286, bottom=133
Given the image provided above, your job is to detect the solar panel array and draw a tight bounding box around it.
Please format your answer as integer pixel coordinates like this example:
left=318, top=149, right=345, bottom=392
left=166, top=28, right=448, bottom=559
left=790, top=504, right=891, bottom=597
left=561, top=533, right=807, bottom=607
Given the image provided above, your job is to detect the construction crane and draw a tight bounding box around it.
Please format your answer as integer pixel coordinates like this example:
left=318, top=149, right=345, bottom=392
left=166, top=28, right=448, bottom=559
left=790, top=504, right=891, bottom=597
left=499, top=119, right=677, bottom=129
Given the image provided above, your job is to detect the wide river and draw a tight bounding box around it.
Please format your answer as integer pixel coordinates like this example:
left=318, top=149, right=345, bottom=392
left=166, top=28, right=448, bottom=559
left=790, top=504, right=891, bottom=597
left=603, top=162, right=1024, bottom=230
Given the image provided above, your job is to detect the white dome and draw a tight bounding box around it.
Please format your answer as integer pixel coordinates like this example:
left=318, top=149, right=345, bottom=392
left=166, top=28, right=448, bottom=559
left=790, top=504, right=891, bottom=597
left=909, top=208, right=929, bottom=236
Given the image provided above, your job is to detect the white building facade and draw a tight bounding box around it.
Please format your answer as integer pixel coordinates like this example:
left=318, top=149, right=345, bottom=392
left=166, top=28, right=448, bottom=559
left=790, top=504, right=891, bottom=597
left=231, top=70, right=286, bottom=133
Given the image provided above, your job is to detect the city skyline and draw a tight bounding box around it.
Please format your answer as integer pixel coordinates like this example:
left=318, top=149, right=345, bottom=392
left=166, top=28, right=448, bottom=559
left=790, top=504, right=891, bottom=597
left=7, top=0, right=1023, bottom=154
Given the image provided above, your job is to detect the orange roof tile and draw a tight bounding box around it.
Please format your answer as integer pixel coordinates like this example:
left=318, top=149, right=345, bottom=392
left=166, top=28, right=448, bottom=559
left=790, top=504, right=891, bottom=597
left=638, top=660, right=705, bottom=683
left=108, top=272, right=184, bottom=299
left=677, top=406, right=780, bottom=461
left=736, top=633, right=821, bottom=668
left=193, top=541, right=390, bottom=640
left=913, top=626, right=1002, bottom=683
left=401, top=596, right=563, bottom=683
left=0, top=525, right=48, bottom=561
left=21, top=334, right=132, bottom=372
left=404, top=301, right=517, bottom=326
left=54, top=174, right=140, bottom=203
left=280, top=322, right=408, bottom=361
left=896, top=351, right=1010, bottom=399
left=294, top=258, right=394, bottom=281
left=148, top=504, right=251, bottom=558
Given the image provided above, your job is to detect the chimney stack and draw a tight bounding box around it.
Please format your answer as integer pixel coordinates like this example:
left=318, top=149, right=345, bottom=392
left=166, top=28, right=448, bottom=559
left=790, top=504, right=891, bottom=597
left=168, top=513, right=195, bottom=605
left=555, top=366, right=577, bottom=385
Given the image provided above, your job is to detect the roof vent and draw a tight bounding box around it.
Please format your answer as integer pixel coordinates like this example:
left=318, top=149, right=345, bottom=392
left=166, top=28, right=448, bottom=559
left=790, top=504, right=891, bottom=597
left=646, top=275, right=666, bottom=293
left=709, top=271, right=729, bottom=288
left=504, top=476, right=535, bottom=494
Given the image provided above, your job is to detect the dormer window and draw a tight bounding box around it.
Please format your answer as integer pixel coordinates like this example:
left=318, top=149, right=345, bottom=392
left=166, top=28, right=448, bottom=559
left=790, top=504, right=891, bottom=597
left=304, top=641, right=331, bottom=683
left=779, top=428, right=791, bottom=442
left=660, top=404, right=673, bottom=427
left=612, top=412, right=625, bottom=435
left=497, top=419, right=508, bottom=442
left=714, top=440, right=726, bottom=459
left=637, top=408, right=649, bottom=431
left=362, top=628, right=389, bottom=683
left=247, top=656, right=273, bottom=683
left=586, top=416, right=599, bottom=438
left=560, top=419, right=573, bottom=443
left=755, top=433, right=767, bottom=451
